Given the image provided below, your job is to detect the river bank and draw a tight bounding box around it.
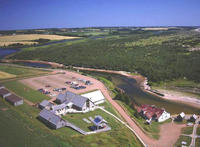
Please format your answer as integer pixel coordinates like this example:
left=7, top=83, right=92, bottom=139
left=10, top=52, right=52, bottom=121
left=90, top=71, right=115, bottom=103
left=1, top=60, right=200, bottom=113
left=74, top=67, right=200, bottom=114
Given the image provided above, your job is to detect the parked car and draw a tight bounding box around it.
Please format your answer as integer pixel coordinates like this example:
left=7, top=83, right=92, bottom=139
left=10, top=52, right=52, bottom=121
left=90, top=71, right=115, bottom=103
left=38, top=88, right=45, bottom=93
left=79, top=86, right=86, bottom=89
left=53, top=88, right=59, bottom=91
left=65, top=81, right=71, bottom=84
left=44, top=91, right=50, bottom=95
left=85, top=80, right=92, bottom=85
left=45, top=85, right=51, bottom=87
left=61, top=88, right=66, bottom=91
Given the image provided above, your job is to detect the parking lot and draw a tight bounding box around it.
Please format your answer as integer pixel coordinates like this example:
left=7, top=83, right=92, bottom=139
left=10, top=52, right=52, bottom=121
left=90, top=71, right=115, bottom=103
left=20, top=71, right=100, bottom=100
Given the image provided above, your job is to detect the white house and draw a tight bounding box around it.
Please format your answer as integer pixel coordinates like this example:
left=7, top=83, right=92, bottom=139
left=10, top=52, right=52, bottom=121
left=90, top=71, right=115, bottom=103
left=81, top=90, right=105, bottom=105
left=137, top=104, right=170, bottom=123
left=157, top=111, right=171, bottom=122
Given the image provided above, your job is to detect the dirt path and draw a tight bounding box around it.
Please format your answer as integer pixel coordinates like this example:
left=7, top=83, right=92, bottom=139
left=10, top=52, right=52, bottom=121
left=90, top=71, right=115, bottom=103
left=73, top=66, right=145, bottom=84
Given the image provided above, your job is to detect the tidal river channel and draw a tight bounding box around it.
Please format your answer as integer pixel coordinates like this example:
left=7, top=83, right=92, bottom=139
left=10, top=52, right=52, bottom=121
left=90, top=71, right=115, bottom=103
left=83, top=71, right=200, bottom=115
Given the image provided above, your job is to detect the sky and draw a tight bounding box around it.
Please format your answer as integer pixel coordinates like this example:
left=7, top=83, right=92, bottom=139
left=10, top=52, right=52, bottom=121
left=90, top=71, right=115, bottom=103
left=0, top=0, right=200, bottom=30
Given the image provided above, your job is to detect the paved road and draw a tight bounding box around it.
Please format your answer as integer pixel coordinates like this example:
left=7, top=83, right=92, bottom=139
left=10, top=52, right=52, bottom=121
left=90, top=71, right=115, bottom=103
left=190, top=118, right=200, bottom=147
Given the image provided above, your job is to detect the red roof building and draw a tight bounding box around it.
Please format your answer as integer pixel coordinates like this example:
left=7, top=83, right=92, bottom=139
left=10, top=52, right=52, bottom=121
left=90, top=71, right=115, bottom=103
left=137, top=104, right=170, bottom=123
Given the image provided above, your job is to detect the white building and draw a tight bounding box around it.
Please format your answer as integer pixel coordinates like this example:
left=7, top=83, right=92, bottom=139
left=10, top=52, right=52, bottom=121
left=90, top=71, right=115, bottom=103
left=81, top=90, right=105, bottom=105
left=157, top=111, right=171, bottom=122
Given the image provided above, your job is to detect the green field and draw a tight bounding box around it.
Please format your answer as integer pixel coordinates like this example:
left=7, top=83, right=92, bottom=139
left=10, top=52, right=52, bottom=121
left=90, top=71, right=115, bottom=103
left=197, top=127, right=200, bottom=135
left=174, top=135, right=191, bottom=147
left=0, top=65, right=142, bottom=147
left=0, top=64, right=49, bottom=78
left=2, top=80, right=50, bottom=103
left=0, top=99, right=72, bottom=147
left=196, top=138, right=200, bottom=147
left=181, top=127, right=193, bottom=135
left=0, top=97, right=142, bottom=147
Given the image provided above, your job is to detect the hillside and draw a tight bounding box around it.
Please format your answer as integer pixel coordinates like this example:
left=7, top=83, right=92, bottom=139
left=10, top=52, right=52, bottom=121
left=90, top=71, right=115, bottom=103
left=9, top=28, right=200, bottom=83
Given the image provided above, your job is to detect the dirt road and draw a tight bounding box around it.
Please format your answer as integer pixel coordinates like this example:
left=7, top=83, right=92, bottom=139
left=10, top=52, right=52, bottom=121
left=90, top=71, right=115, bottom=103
left=21, top=67, right=185, bottom=147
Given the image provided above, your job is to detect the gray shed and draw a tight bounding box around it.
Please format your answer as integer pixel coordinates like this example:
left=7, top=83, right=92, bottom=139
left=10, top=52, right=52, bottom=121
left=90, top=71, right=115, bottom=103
left=5, top=94, right=23, bottom=106
left=39, top=109, right=66, bottom=129
left=39, top=100, right=53, bottom=110
left=0, top=84, right=5, bottom=89
left=0, top=88, right=11, bottom=99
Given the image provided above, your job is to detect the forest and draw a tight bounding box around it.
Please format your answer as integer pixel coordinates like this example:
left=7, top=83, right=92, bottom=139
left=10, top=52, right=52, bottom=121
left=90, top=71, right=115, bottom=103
left=8, top=28, right=200, bottom=83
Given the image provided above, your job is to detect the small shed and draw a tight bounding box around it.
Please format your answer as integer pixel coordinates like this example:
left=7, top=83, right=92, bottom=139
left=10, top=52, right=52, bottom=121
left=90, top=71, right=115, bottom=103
left=176, top=112, right=185, bottom=121
left=5, top=94, right=23, bottom=106
left=0, top=84, right=5, bottom=89
left=92, top=115, right=108, bottom=129
left=190, top=114, right=198, bottom=122
left=39, top=100, right=53, bottom=110
left=0, top=88, right=11, bottom=99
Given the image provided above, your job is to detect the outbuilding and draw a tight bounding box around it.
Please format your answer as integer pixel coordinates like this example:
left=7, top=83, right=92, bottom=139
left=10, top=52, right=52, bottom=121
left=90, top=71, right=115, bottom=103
left=190, top=114, right=198, bottom=122
left=0, top=84, right=5, bottom=89
left=176, top=112, right=185, bottom=121
left=39, top=100, right=53, bottom=110
left=92, top=115, right=108, bottom=130
left=5, top=94, right=23, bottom=106
left=0, top=88, right=11, bottom=99
left=81, top=90, right=105, bottom=105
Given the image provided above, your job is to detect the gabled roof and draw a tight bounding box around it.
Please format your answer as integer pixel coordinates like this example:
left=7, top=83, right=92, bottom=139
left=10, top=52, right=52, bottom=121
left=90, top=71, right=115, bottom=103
left=5, top=94, right=22, bottom=103
left=81, top=90, right=105, bottom=103
left=40, top=100, right=51, bottom=107
left=51, top=103, right=67, bottom=112
left=57, top=91, right=88, bottom=108
left=57, top=93, right=67, bottom=102
left=67, top=92, right=88, bottom=108
left=0, top=88, right=10, bottom=96
left=137, top=104, right=165, bottom=119
left=92, top=115, right=107, bottom=126
left=191, top=114, right=198, bottom=119
left=39, top=109, right=64, bottom=126
left=179, top=112, right=185, bottom=118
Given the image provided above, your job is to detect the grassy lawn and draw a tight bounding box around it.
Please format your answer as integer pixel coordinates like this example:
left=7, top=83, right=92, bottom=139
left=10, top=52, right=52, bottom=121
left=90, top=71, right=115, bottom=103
left=196, top=138, right=200, bottom=147
left=62, top=100, right=142, bottom=147
left=197, top=126, right=200, bottom=135
left=2, top=80, right=50, bottom=103
left=0, top=64, right=49, bottom=79
left=0, top=96, right=142, bottom=147
left=62, top=101, right=122, bottom=132
left=174, top=135, right=191, bottom=147
left=181, top=127, right=193, bottom=135
left=0, top=99, right=72, bottom=147
left=153, top=78, right=200, bottom=89
left=63, top=109, right=116, bottom=132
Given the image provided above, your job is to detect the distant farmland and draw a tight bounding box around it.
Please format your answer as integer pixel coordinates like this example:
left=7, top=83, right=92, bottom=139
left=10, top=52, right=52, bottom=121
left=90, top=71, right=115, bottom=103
left=0, top=34, right=79, bottom=46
